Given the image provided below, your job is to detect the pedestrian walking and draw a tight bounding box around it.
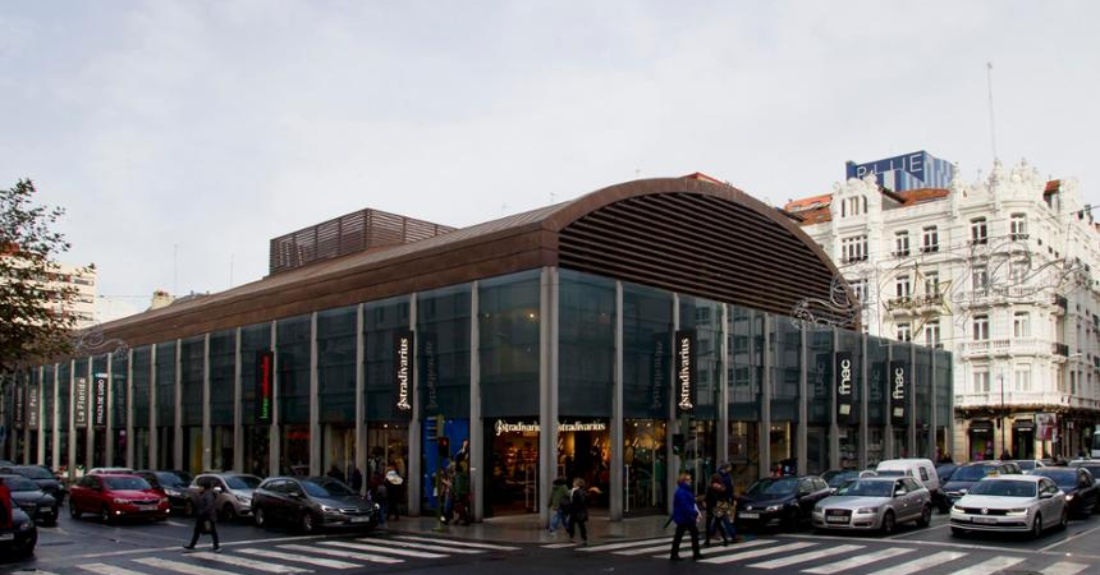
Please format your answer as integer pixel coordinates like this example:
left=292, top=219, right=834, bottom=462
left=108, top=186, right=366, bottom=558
left=349, top=464, right=364, bottom=493
left=703, top=474, right=729, bottom=546
left=453, top=461, right=471, bottom=525
left=184, top=483, right=220, bottom=553
left=565, top=478, right=589, bottom=546
left=669, top=473, right=701, bottom=561
left=547, top=476, right=569, bottom=534
left=385, top=468, right=403, bottom=522
left=370, top=473, right=388, bottom=527
left=438, top=463, right=455, bottom=524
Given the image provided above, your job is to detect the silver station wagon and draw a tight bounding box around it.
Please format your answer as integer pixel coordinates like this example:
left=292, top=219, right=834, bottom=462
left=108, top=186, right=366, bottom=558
left=811, top=476, right=932, bottom=534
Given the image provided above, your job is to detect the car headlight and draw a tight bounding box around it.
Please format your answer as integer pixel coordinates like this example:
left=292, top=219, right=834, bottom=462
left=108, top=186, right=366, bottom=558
left=856, top=507, right=880, bottom=514
left=236, top=494, right=251, bottom=503
left=951, top=505, right=964, bottom=514
left=19, top=521, right=32, bottom=531
left=765, top=505, right=781, bottom=512
left=1006, top=508, right=1028, bottom=516
left=113, top=498, right=130, bottom=504
left=373, top=503, right=380, bottom=511
left=1066, top=494, right=1075, bottom=502
left=160, top=497, right=169, bottom=505
left=813, top=505, right=823, bottom=512
left=320, top=505, right=340, bottom=514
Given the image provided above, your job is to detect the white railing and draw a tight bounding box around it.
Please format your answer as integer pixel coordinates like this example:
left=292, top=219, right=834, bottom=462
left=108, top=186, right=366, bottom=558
left=954, top=391, right=1100, bottom=410
left=958, top=338, right=1050, bottom=357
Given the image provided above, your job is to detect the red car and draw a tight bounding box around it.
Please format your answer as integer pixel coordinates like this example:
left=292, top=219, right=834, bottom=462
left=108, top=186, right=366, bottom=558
left=69, top=473, right=170, bottom=524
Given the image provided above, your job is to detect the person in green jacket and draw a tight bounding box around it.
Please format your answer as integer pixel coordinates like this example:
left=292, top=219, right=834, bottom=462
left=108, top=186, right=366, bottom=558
left=453, top=462, right=471, bottom=525
left=548, top=477, right=569, bottom=534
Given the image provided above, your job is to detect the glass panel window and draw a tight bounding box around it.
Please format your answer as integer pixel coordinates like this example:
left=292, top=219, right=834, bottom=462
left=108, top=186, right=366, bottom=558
left=841, top=235, right=868, bottom=263
left=1013, top=312, right=1031, bottom=338
left=1015, top=368, right=1032, bottom=392
left=973, top=266, right=989, bottom=291
left=922, top=226, right=939, bottom=253
left=850, top=279, right=868, bottom=306
left=973, top=315, right=989, bottom=341
left=559, top=271, right=615, bottom=418
left=974, top=371, right=990, bottom=393
left=896, top=323, right=912, bottom=342
left=479, top=271, right=541, bottom=418
left=924, top=320, right=940, bottom=348
left=417, top=286, right=472, bottom=419
left=923, top=271, right=940, bottom=296
left=1011, top=214, right=1028, bottom=240
left=971, top=218, right=988, bottom=245
left=895, top=275, right=912, bottom=299
left=894, top=231, right=910, bottom=257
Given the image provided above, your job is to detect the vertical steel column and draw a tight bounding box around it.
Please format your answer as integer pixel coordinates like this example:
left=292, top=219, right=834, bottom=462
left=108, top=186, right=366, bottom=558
left=174, top=339, right=183, bottom=470
left=718, top=303, right=730, bottom=469
left=67, top=359, right=76, bottom=483
left=408, top=293, right=421, bottom=516
left=309, top=312, right=321, bottom=476
left=797, top=323, right=808, bottom=476
left=37, top=367, right=45, bottom=465
left=149, top=344, right=158, bottom=471
left=610, top=281, right=624, bottom=521
left=538, top=268, right=559, bottom=523
left=355, top=304, right=366, bottom=496
left=126, top=350, right=134, bottom=469
left=667, top=293, right=679, bottom=512
left=269, top=321, right=280, bottom=478
left=202, top=333, right=212, bottom=471
left=469, top=284, right=483, bottom=522
left=859, top=334, right=869, bottom=469
left=52, top=364, right=60, bottom=471
left=909, top=345, right=917, bottom=456
left=884, top=344, right=894, bottom=460
left=105, top=354, right=114, bottom=466
left=759, top=314, right=772, bottom=480
left=233, top=328, right=243, bottom=473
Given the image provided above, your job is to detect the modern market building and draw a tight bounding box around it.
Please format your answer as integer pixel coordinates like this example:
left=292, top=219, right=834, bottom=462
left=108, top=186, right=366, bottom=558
left=2, top=175, right=952, bottom=522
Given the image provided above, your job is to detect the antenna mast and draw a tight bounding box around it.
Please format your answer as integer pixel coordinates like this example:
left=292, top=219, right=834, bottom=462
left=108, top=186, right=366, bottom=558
left=986, top=62, right=998, bottom=162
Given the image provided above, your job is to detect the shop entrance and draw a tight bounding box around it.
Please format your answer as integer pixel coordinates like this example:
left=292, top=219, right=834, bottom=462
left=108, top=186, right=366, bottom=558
left=968, top=421, right=994, bottom=461
left=486, top=419, right=539, bottom=516
left=557, top=420, right=610, bottom=508
left=625, top=419, right=666, bottom=515
left=1012, top=421, right=1035, bottom=459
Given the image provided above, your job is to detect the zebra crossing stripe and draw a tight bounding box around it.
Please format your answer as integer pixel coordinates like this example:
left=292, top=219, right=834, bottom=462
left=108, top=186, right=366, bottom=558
left=699, top=542, right=817, bottom=564
left=803, top=546, right=916, bottom=574
left=749, top=544, right=864, bottom=569
left=1040, top=562, right=1090, bottom=575
left=322, top=540, right=448, bottom=558
left=395, top=535, right=520, bottom=551
left=79, top=564, right=150, bottom=575
left=542, top=542, right=578, bottom=549
left=281, top=543, right=405, bottom=565
left=580, top=536, right=676, bottom=552
left=365, top=538, right=487, bottom=554
left=947, top=556, right=1026, bottom=575
left=133, top=557, right=241, bottom=575
left=616, top=538, right=774, bottom=556
left=870, top=551, right=967, bottom=575
left=238, top=547, right=364, bottom=569
left=189, top=551, right=312, bottom=573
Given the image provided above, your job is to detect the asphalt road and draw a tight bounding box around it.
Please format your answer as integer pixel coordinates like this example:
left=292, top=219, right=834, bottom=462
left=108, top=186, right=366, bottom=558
left=5, top=509, right=1100, bottom=575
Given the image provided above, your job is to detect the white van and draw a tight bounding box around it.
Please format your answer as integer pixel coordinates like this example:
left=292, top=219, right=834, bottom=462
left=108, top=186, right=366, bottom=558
left=875, top=459, right=942, bottom=502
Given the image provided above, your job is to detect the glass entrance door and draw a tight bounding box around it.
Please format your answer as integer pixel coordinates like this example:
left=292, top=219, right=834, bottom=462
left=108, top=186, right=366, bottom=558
left=485, top=419, right=539, bottom=516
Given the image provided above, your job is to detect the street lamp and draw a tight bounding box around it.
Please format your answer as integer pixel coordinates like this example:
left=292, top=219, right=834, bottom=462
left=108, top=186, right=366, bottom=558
left=1000, top=373, right=1006, bottom=460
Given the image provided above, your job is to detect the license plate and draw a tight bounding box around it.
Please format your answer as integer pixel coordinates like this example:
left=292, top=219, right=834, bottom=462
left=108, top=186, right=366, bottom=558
left=350, top=516, right=370, bottom=523
left=826, top=516, right=849, bottom=523
left=0, top=533, right=13, bottom=541
left=138, top=505, right=157, bottom=511
left=739, top=512, right=760, bottom=519
left=973, top=516, right=997, bottom=525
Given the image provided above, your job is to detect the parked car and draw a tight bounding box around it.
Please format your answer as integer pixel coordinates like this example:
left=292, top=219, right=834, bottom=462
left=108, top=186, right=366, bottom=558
left=936, top=464, right=959, bottom=484
left=251, top=476, right=379, bottom=533
left=950, top=475, right=1067, bottom=539
left=69, top=473, right=170, bottom=524
left=1013, top=459, right=1047, bottom=472
left=1028, top=467, right=1099, bottom=517
left=0, top=484, right=36, bottom=557
left=1067, top=460, right=1100, bottom=484
left=812, top=476, right=932, bottom=534
left=821, top=469, right=877, bottom=493
left=736, top=476, right=831, bottom=530
left=187, top=473, right=262, bottom=520
left=0, top=475, right=58, bottom=526
left=943, top=461, right=1022, bottom=506
left=876, top=458, right=944, bottom=510
left=0, top=465, right=66, bottom=506
left=134, top=470, right=193, bottom=515
left=88, top=467, right=134, bottom=475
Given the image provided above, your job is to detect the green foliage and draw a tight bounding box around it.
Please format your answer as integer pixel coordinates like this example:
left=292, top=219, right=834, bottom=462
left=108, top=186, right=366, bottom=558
left=0, top=179, right=86, bottom=374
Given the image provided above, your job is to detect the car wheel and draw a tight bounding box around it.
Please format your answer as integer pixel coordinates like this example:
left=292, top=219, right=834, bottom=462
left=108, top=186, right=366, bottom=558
left=184, top=499, right=195, bottom=517
left=917, top=505, right=932, bottom=528
left=950, top=526, right=967, bottom=537
left=254, top=506, right=266, bottom=528
left=14, top=532, right=37, bottom=557
left=69, top=500, right=81, bottom=519
left=881, top=511, right=896, bottom=535
left=101, top=506, right=113, bottom=525
left=1059, top=509, right=1069, bottom=531
left=221, top=503, right=237, bottom=522
left=300, top=511, right=316, bottom=534
left=1031, top=514, right=1043, bottom=539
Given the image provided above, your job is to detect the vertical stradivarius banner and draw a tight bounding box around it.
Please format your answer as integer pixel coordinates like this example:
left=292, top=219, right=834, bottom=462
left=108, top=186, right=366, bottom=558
left=74, top=376, right=89, bottom=428
left=675, top=329, right=696, bottom=414
left=255, top=351, right=274, bottom=424
left=889, top=360, right=908, bottom=425
left=835, top=352, right=854, bottom=425
left=93, top=373, right=108, bottom=428
left=394, top=330, right=414, bottom=418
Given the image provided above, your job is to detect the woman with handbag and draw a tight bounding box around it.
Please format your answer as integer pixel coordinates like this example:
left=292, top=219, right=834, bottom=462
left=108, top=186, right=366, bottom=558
left=703, top=474, right=729, bottom=546
left=184, top=483, right=220, bottom=552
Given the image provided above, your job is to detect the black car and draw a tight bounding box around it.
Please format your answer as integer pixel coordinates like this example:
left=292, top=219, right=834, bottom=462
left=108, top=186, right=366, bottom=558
left=251, top=476, right=378, bottom=534
left=1028, top=467, right=1098, bottom=517
left=735, top=476, right=831, bottom=530
left=936, top=464, right=958, bottom=484
left=0, top=475, right=58, bottom=526
left=135, top=470, right=193, bottom=514
left=1068, top=460, right=1100, bottom=484
left=0, top=486, right=36, bottom=558
left=0, top=465, right=66, bottom=506
left=942, top=462, right=1021, bottom=505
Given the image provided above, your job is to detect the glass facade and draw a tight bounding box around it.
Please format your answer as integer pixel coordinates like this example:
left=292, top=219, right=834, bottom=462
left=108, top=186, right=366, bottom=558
left=479, top=271, right=541, bottom=418
left=210, top=329, right=235, bottom=470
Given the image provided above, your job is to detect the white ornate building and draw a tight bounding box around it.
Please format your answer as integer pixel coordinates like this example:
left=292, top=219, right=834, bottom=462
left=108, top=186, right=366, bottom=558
left=785, top=158, right=1100, bottom=462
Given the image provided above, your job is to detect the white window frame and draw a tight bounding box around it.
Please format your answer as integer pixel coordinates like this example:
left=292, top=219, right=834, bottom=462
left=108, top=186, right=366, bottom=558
left=974, top=370, right=991, bottom=394
left=897, top=323, right=912, bottom=342
left=925, top=320, right=941, bottom=348
left=973, top=266, right=989, bottom=291
left=922, top=226, right=939, bottom=253
left=971, top=217, right=988, bottom=245
left=1011, top=213, right=1028, bottom=240
left=894, top=231, right=910, bottom=257
left=1013, top=312, right=1031, bottom=338
left=973, top=315, right=990, bottom=341
left=896, top=275, right=912, bottom=299
left=1014, top=368, right=1032, bottom=392
left=924, top=271, right=940, bottom=296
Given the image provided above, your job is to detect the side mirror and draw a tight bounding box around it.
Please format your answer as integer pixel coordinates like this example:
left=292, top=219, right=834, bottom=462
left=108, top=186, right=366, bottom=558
left=289, top=492, right=303, bottom=499
left=1039, top=492, right=1053, bottom=500
left=894, top=490, right=906, bottom=497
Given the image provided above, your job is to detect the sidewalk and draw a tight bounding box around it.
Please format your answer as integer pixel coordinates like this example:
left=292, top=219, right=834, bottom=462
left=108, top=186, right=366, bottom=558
left=381, top=512, right=671, bottom=544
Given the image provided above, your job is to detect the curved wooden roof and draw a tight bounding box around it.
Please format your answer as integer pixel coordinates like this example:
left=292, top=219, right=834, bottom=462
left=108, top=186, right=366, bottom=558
left=94, top=177, right=853, bottom=347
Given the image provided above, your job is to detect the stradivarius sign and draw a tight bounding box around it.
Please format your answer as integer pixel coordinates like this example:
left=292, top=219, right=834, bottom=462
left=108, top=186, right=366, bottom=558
left=835, top=352, right=853, bottom=424
left=394, top=331, right=414, bottom=417
left=675, top=330, right=696, bottom=414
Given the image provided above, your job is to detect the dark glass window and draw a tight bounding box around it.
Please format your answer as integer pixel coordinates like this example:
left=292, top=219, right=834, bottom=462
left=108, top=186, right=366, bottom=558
left=364, top=296, right=411, bottom=421
left=43, top=365, right=55, bottom=430
left=111, top=354, right=128, bottom=429
left=417, top=285, right=471, bottom=419
left=559, top=270, right=615, bottom=418
left=935, top=349, right=952, bottom=429
left=807, top=325, right=833, bottom=426
left=479, top=270, right=541, bottom=418
left=210, top=330, right=235, bottom=426
left=728, top=306, right=760, bottom=421
left=318, top=306, right=357, bottom=423
left=131, top=347, right=152, bottom=428
left=240, top=323, right=272, bottom=426
left=181, top=337, right=204, bottom=427
left=624, top=282, right=672, bottom=419
left=277, top=316, right=311, bottom=424
left=155, top=342, right=177, bottom=425
left=771, top=318, right=801, bottom=423
left=868, top=338, right=888, bottom=426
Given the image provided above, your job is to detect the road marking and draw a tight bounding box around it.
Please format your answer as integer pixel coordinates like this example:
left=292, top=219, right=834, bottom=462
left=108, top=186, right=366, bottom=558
left=579, top=536, right=676, bottom=552
left=946, top=556, right=1026, bottom=575
left=749, top=544, right=864, bottom=569
left=616, top=538, right=772, bottom=556
left=699, top=542, right=817, bottom=565
left=804, top=547, right=917, bottom=574
left=322, top=540, right=448, bottom=558
left=238, top=548, right=363, bottom=569
left=67, top=534, right=327, bottom=560
left=1040, top=562, right=1090, bottom=575
left=786, top=532, right=1023, bottom=554
left=542, top=542, right=577, bottom=549
left=190, top=551, right=312, bottom=573
left=1039, top=522, right=1100, bottom=552
left=166, top=521, right=190, bottom=528
left=365, top=538, right=486, bottom=554
left=395, top=534, right=520, bottom=551
left=871, top=551, right=966, bottom=575
left=78, top=564, right=151, bottom=575
left=133, top=557, right=241, bottom=575
left=282, top=543, right=405, bottom=565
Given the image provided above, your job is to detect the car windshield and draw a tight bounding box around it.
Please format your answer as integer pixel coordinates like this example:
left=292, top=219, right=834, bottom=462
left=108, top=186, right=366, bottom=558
left=156, top=472, right=187, bottom=487
left=1032, top=471, right=1076, bottom=487
left=225, top=475, right=261, bottom=490
left=826, top=472, right=859, bottom=487
left=16, top=467, right=53, bottom=480
left=937, top=466, right=957, bottom=481
left=2, top=477, right=39, bottom=491
left=103, top=477, right=152, bottom=490
left=968, top=480, right=1036, bottom=498
left=953, top=466, right=997, bottom=481
left=1073, top=464, right=1100, bottom=477
left=1016, top=461, right=1037, bottom=471
left=875, top=470, right=904, bottom=477
left=302, top=479, right=354, bottom=498
left=837, top=480, right=893, bottom=497
left=747, top=478, right=798, bottom=496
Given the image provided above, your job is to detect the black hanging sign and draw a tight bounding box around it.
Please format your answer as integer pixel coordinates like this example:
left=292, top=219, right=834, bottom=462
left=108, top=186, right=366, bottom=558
left=651, top=333, right=667, bottom=411
left=675, top=330, right=696, bottom=414
left=889, top=360, right=908, bottom=425
left=13, top=382, right=24, bottom=430
left=255, top=351, right=274, bottom=423
left=422, top=332, right=439, bottom=415
left=394, top=330, right=414, bottom=417
left=74, top=376, right=89, bottom=428
left=93, top=373, right=108, bottom=428
left=26, top=381, right=38, bottom=431
left=835, top=352, right=854, bottom=425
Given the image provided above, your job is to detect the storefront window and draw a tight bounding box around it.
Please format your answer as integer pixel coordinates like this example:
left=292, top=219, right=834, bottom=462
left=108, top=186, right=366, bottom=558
left=130, top=348, right=150, bottom=470
left=559, top=270, right=615, bottom=418
left=210, top=330, right=235, bottom=470
left=837, top=330, right=862, bottom=470
left=867, top=337, right=889, bottom=466
left=623, top=282, right=671, bottom=419
left=240, top=323, right=271, bottom=477
left=772, top=317, right=800, bottom=475
left=368, top=422, right=409, bottom=514
left=969, top=421, right=995, bottom=461
left=915, top=346, right=932, bottom=459
left=422, top=417, right=470, bottom=512
left=806, top=325, right=832, bottom=475
left=934, top=349, right=952, bottom=461
left=625, top=419, right=666, bottom=514
left=892, top=342, right=913, bottom=458
left=486, top=418, right=539, bottom=516
left=729, top=306, right=760, bottom=491
left=364, top=296, right=411, bottom=421
left=155, top=342, right=176, bottom=470
left=42, top=365, right=54, bottom=469
left=282, top=424, right=310, bottom=475
left=74, top=357, right=89, bottom=472
left=479, top=271, right=541, bottom=418
left=318, top=306, right=357, bottom=480
left=180, top=338, right=204, bottom=474
left=278, top=316, right=311, bottom=473
left=57, top=362, right=70, bottom=474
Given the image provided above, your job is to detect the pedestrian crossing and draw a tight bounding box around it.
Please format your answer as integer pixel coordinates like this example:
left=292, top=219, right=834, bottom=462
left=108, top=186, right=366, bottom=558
left=560, top=534, right=1094, bottom=575
left=71, top=535, right=523, bottom=575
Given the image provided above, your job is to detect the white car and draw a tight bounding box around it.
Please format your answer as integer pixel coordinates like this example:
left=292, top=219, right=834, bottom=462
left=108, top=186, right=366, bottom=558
left=950, top=475, right=1067, bottom=539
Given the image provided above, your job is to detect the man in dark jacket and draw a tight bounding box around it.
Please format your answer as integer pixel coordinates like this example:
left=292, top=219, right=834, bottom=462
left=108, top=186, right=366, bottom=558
left=184, top=483, right=220, bottom=552
left=670, top=473, right=701, bottom=561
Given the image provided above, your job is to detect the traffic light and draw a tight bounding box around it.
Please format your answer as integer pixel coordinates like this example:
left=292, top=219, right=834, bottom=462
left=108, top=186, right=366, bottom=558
left=437, top=436, right=450, bottom=458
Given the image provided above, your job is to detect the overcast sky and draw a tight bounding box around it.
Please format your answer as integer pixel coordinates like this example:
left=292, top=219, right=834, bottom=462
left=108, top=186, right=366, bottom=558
left=2, top=1, right=1097, bottom=321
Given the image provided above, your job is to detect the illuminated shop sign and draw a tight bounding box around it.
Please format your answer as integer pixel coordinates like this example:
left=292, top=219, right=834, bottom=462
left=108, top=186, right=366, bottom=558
left=394, top=331, right=414, bottom=417
left=255, top=351, right=274, bottom=423
left=74, top=376, right=89, bottom=428
left=493, top=420, right=609, bottom=436
left=836, top=352, right=854, bottom=424
left=93, top=373, right=108, bottom=428
left=889, top=360, right=908, bottom=425
left=675, top=330, right=696, bottom=414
